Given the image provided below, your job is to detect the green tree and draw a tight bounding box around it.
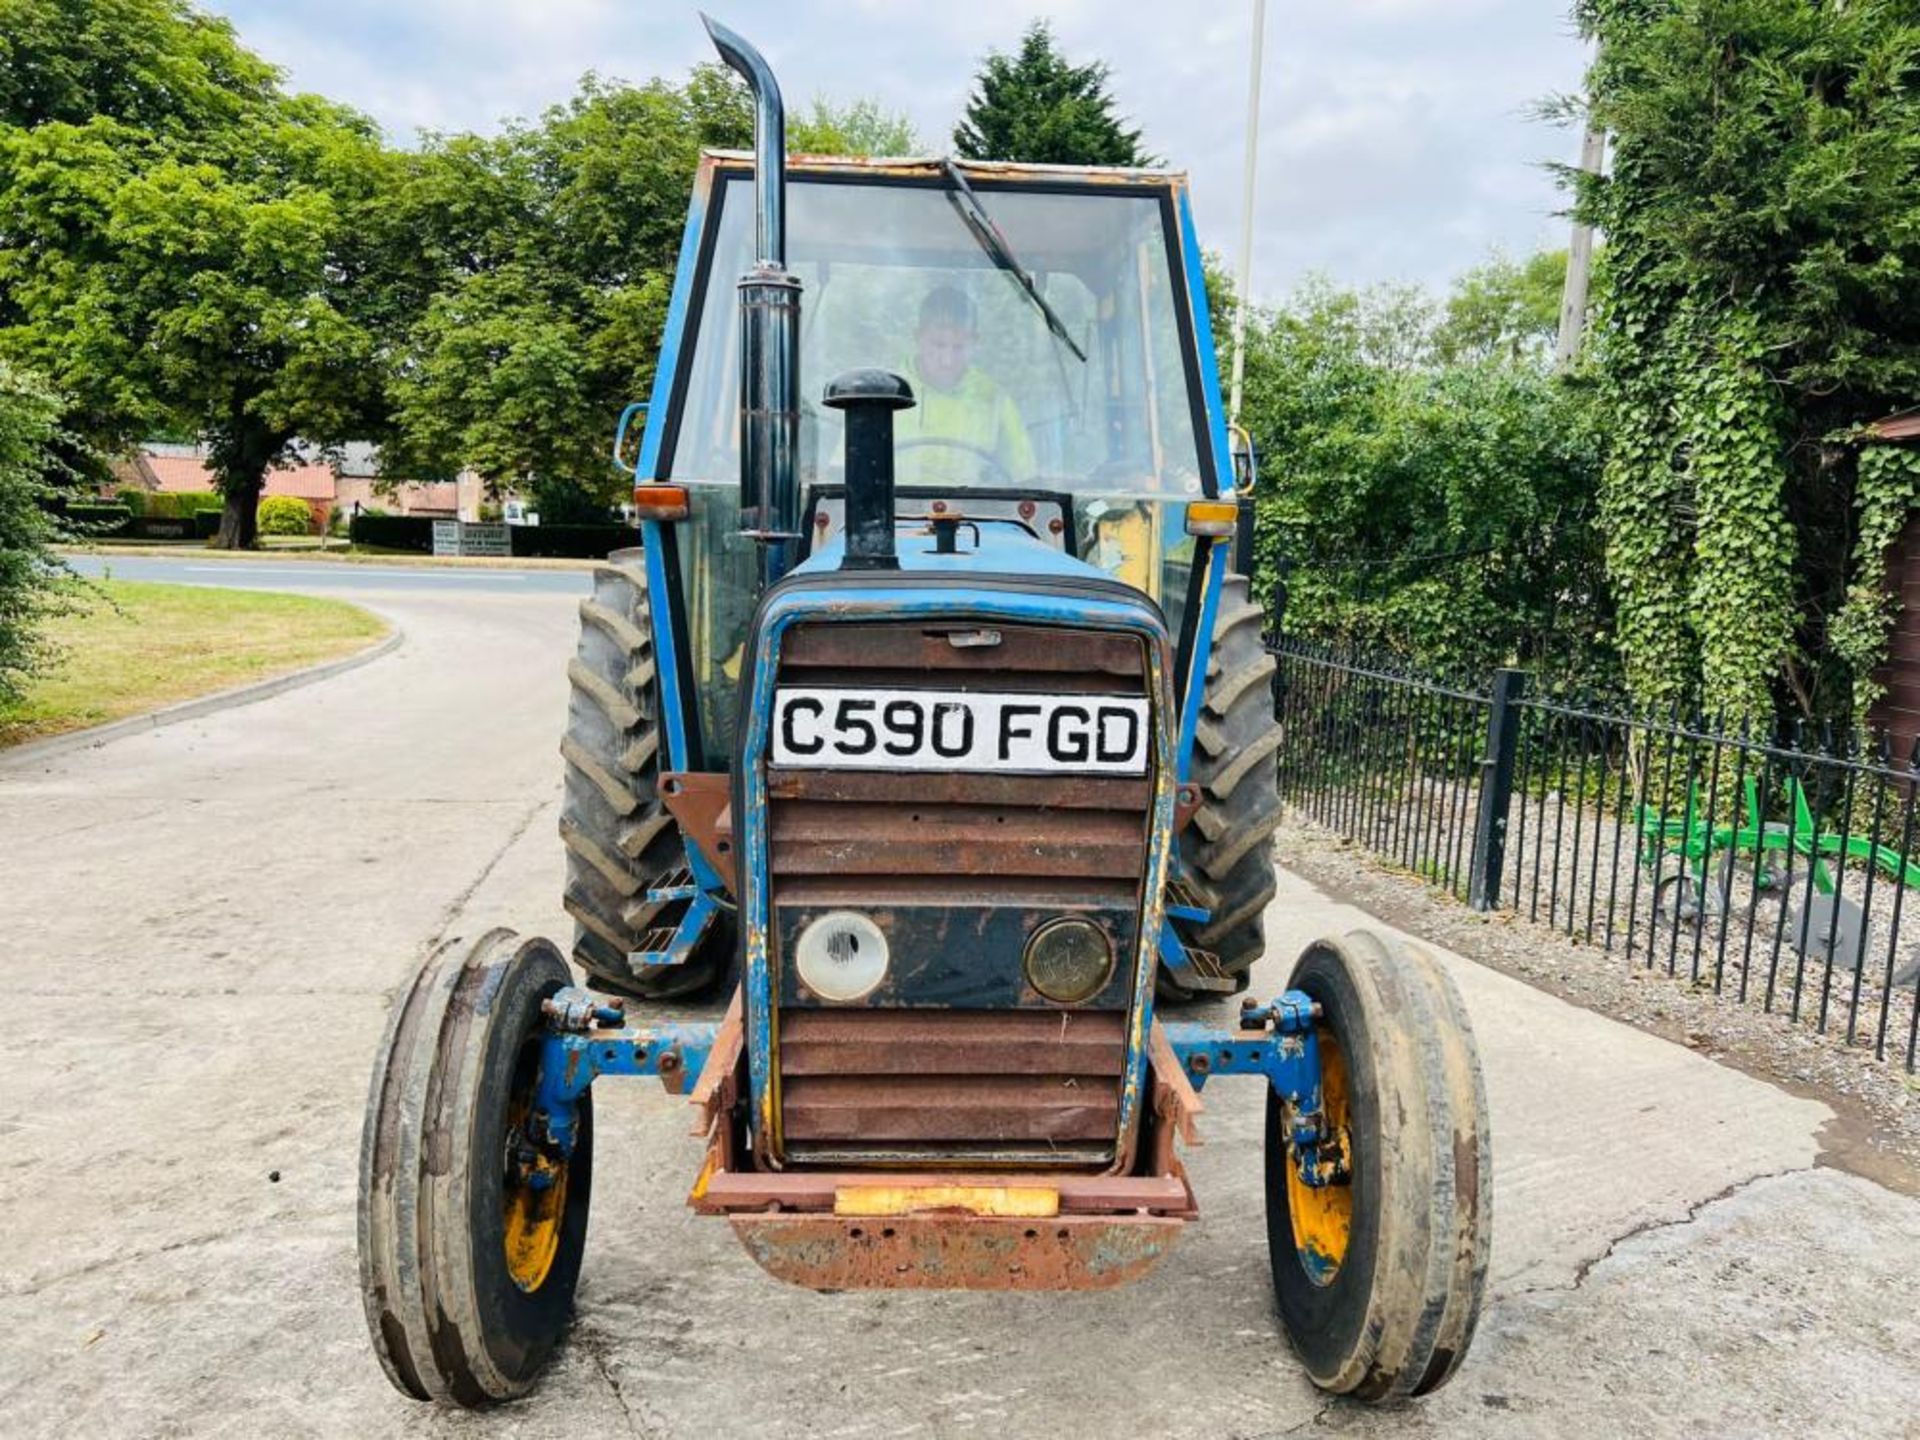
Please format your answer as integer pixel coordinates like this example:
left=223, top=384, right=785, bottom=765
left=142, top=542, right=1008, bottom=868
left=1578, top=0, right=1920, bottom=728
left=0, top=361, right=67, bottom=702
left=381, top=69, right=751, bottom=519
left=1239, top=275, right=1610, bottom=686
left=0, top=0, right=402, bottom=547
left=1433, top=251, right=1567, bottom=366
left=953, top=21, right=1151, bottom=167
left=791, top=97, right=918, bottom=157
left=0, top=0, right=277, bottom=131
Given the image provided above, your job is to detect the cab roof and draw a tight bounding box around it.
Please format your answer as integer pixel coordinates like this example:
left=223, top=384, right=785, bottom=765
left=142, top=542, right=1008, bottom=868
left=700, top=149, right=1189, bottom=193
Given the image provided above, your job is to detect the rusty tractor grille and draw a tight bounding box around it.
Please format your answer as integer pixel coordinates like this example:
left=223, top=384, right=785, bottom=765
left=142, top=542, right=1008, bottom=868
left=767, top=619, right=1157, bottom=1166
left=768, top=621, right=1153, bottom=892
left=777, top=1009, right=1129, bottom=1164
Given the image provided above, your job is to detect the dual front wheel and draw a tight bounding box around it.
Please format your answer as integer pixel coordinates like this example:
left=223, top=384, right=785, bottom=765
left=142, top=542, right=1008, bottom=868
left=1265, top=931, right=1491, bottom=1401
left=358, top=931, right=593, bottom=1404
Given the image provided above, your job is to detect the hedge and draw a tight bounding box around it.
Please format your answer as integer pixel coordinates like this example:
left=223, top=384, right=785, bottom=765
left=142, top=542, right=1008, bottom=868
left=115, top=490, right=224, bottom=519
left=347, top=513, right=639, bottom=558
left=509, top=523, right=639, bottom=559
left=349, top=513, right=434, bottom=551
left=158, top=491, right=224, bottom=518
left=61, top=503, right=131, bottom=532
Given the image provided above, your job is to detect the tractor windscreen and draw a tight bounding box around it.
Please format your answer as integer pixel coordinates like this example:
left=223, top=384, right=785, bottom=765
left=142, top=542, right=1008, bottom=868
left=663, top=167, right=1215, bottom=768
left=668, top=172, right=1212, bottom=500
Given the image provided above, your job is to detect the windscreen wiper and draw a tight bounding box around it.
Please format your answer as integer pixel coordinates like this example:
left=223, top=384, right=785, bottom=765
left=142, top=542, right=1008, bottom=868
left=942, top=160, right=1087, bottom=363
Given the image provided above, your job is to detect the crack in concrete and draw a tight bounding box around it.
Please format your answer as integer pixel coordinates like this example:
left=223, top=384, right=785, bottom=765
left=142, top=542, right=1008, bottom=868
left=2, top=804, right=173, bottom=845
left=572, top=1324, right=656, bottom=1439
left=0, top=1216, right=309, bottom=1301
left=1506, top=1164, right=1809, bottom=1301
left=419, top=796, right=549, bottom=956
left=1245, top=1400, right=1336, bottom=1436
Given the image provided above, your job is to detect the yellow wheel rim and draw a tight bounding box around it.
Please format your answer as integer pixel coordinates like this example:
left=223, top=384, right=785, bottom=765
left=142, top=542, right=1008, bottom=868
left=1286, top=1029, right=1353, bottom=1286
left=503, top=1095, right=568, bottom=1293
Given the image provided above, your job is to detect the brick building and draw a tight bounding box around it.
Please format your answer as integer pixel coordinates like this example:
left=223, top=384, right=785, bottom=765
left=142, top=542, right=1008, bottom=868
left=112, top=441, right=483, bottom=531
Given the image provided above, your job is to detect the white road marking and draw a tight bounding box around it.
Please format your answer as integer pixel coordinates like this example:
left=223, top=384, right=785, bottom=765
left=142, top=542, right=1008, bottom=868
left=178, top=564, right=525, bottom=582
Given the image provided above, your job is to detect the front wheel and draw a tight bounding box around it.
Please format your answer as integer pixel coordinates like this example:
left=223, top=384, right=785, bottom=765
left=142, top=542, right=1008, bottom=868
left=358, top=930, right=593, bottom=1406
left=1265, top=930, right=1491, bottom=1401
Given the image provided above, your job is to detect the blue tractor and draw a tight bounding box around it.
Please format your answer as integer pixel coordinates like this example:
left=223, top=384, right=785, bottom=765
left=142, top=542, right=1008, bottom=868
left=357, top=16, right=1490, bottom=1409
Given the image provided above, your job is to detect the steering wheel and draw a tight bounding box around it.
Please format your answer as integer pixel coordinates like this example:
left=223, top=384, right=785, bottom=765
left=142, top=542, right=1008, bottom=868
left=894, top=436, right=1014, bottom=486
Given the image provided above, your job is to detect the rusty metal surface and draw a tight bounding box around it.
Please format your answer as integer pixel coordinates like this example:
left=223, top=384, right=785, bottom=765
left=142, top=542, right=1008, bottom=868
left=659, top=772, right=737, bottom=893
left=767, top=769, right=1151, bottom=812
left=783, top=1075, right=1119, bottom=1142
left=705, top=148, right=1189, bottom=191
left=729, top=1213, right=1184, bottom=1291
left=1148, top=1020, right=1205, bottom=1147
left=779, top=621, right=1144, bottom=679
left=694, top=1166, right=1193, bottom=1215
left=769, top=801, right=1145, bottom=878
left=1172, top=781, right=1202, bottom=835
left=771, top=873, right=1138, bottom=906
left=688, top=988, right=745, bottom=1130
left=773, top=1008, right=1127, bottom=1155
left=780, top=1009, right=1126, bottom=1075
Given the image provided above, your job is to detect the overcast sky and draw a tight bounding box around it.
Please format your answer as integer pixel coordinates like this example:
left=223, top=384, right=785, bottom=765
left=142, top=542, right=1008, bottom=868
left=203, top=1, right=1591, bottom=301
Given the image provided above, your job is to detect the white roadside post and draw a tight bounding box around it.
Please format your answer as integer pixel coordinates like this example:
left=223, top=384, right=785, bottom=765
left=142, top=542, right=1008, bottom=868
left=1227, top=0, right=1267, bottom=433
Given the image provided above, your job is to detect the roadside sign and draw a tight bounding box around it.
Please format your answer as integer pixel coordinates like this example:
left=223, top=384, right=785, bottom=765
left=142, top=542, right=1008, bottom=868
left=431, top=520, right=512, bottom=557
left=460, top=523, right=511, bottom=556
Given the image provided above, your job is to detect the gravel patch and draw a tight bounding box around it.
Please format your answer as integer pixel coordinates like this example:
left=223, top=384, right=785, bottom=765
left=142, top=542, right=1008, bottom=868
left=1276, top=812, right=1920, bottom=1191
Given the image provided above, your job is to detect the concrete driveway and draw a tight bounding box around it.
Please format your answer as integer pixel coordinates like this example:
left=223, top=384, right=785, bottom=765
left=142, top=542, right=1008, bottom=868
left=2, top=561, right=1915, bottom=1439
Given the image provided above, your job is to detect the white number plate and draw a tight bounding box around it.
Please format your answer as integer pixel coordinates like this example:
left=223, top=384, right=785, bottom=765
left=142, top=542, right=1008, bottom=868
left=771, top=686, right=1150, bottom=775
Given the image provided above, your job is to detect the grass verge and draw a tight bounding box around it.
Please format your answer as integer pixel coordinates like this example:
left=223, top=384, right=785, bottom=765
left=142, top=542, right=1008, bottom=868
left=0, top=580, right=389, bottom=748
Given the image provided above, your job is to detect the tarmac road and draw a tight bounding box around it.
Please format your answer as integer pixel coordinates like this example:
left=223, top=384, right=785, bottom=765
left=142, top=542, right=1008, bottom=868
left=1, top=570, right=1915, bottom=1439
left=62, top=549, right=594, bottom=596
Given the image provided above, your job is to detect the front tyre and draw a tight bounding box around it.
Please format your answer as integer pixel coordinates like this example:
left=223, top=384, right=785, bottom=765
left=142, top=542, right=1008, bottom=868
left=1265, top=930, right=1491, bottom=1401
left=358, top=930, right=593, bottom=1406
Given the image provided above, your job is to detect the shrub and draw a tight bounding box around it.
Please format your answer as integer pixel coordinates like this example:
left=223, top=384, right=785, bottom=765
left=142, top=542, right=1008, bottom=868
left=61, top=503, right=132, bottom=533
left=0, top=363, right=67, bottom=702
left=257, top=496, right=313, bottom=535
left=116, top=488, right=148, bottom=516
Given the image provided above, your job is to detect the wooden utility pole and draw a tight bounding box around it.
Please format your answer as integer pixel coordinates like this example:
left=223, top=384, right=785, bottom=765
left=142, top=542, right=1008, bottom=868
left=1554, top=115, right=1608, bottom=373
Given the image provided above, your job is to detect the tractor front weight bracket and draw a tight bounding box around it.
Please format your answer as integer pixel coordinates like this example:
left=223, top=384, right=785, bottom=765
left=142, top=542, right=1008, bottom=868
left=1162, top=990, right=1348, bottom=1189
left=529, top=987, right=719, bottom=1159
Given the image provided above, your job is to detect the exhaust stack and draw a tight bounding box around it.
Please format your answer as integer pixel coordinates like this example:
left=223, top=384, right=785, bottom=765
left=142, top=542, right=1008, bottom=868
left=702, top=14, right=801, bottom=581
left=824, top=370, right=915, bottom=571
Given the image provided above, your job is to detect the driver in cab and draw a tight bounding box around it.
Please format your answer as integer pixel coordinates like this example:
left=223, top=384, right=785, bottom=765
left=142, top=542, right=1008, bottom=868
left=895, top=285, right=1035, bottom=485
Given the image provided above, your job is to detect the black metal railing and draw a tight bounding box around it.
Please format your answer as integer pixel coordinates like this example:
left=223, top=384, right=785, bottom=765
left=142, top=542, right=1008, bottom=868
left=1271, top=640, right=1920, bottom=1070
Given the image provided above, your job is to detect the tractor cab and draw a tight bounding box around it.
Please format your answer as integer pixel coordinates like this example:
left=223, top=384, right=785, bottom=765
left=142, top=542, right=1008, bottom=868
left=644, top=150, right=1234, bottom=771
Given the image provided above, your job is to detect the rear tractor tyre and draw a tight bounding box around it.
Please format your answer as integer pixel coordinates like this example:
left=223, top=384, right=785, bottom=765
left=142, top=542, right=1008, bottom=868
left=1264, top=930, right=1491, bottom=1401
left=358, top=930, right=593, bottom=1406
left=1165, top=571, right=1282, bottom=1000
left=561, top=547, right=732, bottom=1000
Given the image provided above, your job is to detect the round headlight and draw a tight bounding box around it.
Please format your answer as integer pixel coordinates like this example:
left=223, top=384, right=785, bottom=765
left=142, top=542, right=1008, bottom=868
left=1023, top=917, right=1115, bottom=1004
left=793, top=910, right=890, bottom=1002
